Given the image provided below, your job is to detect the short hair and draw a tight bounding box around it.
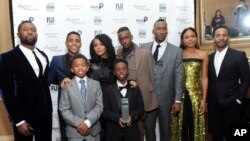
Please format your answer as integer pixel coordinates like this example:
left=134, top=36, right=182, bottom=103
left=113, top=58, right=128, bottom=70
left=18, top=20, right=34, bottom=32
left=212, top=25, right=230, bottom=37
left=70, top=53, right=89, bottom=68
left=117, top=26, right=130, bottom=34
left=66, top=31, right=81, bottom=41
left=154, top=18, right=167, bottom=27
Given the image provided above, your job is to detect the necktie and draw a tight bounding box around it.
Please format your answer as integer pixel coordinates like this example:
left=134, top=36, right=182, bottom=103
left=119, top=85, right=128, bottom=91
left=153, top=44, right=161, bottom=61
left=79, top=80, right=86, bottom=101
left=32, top=51, right=43, bottom=78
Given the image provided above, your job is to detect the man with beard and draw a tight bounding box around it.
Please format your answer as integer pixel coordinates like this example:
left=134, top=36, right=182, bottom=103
left=0, top=21, right=52, bottom=141
left=207, top=25, right=250, bottom=141
left=140, top=19, right=184, bottom=141
left=48, top=31, right=82, bottom=141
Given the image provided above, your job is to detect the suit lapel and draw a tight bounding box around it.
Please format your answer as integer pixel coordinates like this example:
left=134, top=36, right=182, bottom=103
left=15, top=46, right=38, bottom=79
left=210, top=52, right=217, bottom=78
left=72, top=78, right=85, bottom=105
left=112, top=84, right=121, bottom=110
left=36, top=48, right=49, bottom=77
left=161, top=43, right=171, bottom=72
left=218, top=48, right=231, bottom=78
left=134, top=46, right=142, bottom=70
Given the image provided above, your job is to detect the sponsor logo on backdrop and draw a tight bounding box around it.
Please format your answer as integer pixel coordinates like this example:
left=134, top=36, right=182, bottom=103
left=116, top=3, right=123, bottom=11
left=46, top=3, right=54, bottom=12
left=94, top=16, right=102, bottom=25
left=44, top=44, right=61, bottom=52
left=139, top=29, right=146, bottom=38
left=112, top=18, right=128, bottom=24
left=65, top=17, right=85, bottom=24
left=159, top=3, right=166, bottom=12
left=136, top=16, right=148, bottom=24
left=94, top=30, right=102, bottom=36
left=91, top=3, right=104, bottom=10
left=177, top=6, right=189, bottom=11
left=66, top=4, right=83, bottom=10
left=176, top=17, right=192, bottom=24
left=159, top=17, right=166, bottom=20
left=44, top=32, right=60, bottom=38
left=47, top=17, right=55, bottom=25
left=133, top=4, right=151, bottom=11
left=17, top=3, right=37, bottom=11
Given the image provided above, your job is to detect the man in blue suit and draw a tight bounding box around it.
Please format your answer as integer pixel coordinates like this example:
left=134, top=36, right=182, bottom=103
left=48, top=31, right=82, bottom=141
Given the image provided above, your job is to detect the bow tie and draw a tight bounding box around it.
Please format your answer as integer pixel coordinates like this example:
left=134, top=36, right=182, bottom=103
left=119, top=85, right=128, bottom=91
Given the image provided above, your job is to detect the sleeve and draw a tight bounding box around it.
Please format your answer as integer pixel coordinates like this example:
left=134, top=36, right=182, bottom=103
left=47, top=57, right=59, bottom=85
left=238, top=52, right=250, bottom=100
left=85, top=81, right=103, bottom=125
left=102, top=87, right=121, bottom=124
left=129, top=87, right=144, bottom=123
left=0, top=54, right=23, bottom=124
left=59, top=89, right=83, bottom=127
left=174, top=49, right=184, bottom=102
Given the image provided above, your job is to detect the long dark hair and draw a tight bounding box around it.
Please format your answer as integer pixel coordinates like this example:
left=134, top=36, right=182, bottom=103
left=89, top=34, right=116, bottom=63
left=213, top=9, right=223, bottom=18
left=180, top=27, right=199, bottom=49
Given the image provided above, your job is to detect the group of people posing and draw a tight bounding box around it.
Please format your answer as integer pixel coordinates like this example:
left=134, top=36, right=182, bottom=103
left=0, top=18, right=249, bottom=141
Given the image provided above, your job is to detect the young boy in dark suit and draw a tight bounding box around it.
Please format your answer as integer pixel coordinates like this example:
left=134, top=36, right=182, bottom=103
left=102, top=58, right=144, bottom=141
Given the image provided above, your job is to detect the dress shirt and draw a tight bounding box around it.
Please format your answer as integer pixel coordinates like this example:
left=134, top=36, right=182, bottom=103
left=214, top=46, right=228, bottom=76
left=75, top=76, right=91, bottom=128
left=16, top=45, right=47, bottom=127
left=117, top=81, right=128, bottom=97
left=151, top=40, right=181, bottom=103
left=151, top=39, right=167, bottom=60
left=19, top=45, right=47, bottom=77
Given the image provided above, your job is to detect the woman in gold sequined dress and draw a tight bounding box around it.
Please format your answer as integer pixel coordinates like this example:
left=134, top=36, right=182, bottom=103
left=171, top=27, right=208, bottom=141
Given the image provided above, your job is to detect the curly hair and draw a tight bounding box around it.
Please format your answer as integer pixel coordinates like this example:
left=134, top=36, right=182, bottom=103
left=89, top=34, right=116, bottom=64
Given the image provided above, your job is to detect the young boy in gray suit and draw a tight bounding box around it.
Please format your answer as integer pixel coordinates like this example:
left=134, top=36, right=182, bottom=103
left=59, top=54, right=103, bottom=141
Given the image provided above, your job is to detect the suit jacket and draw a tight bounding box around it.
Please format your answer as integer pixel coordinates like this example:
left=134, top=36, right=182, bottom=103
left=0, top=46, right=52, bottom=124
left=140, top=42, right=184, bottom=107
left=102, top=83, right=144, bottom=141
left=59, top=77, right=103, bottom=138
left=120, top=43, right=158, bottom=111
left=48, top=54, right=71, bottom=85
left=208, top=48, right=250, bottom=108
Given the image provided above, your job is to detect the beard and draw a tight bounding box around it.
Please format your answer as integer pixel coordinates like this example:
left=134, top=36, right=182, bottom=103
left=20, top=36, right=37, bottom=46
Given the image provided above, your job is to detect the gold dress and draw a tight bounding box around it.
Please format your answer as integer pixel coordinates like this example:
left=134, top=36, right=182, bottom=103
left=171, top=58, right=205, bottom=141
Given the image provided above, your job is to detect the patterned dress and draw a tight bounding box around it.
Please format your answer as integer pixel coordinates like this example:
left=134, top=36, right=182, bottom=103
left=171, top=58, right=205, bottom=141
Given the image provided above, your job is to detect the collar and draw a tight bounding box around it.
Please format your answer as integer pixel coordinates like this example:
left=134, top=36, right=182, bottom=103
left=153, top=39, right=167, bottom=48
left=215, top=46, right=228, bottom=55
left=19, top=44, right=37, bottom=53
left=117, top=80, right=128, bottom=87
left=75, top=76, right=87, bottom=83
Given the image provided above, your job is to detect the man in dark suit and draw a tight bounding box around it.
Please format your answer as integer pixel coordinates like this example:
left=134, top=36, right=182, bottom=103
left=0, top=21, right=52, bottom=141
left=48, top=31, right=82, bottom=141
left=102, top=58, right=144, bottom=141
left=207, top=25, right=250, bottom=141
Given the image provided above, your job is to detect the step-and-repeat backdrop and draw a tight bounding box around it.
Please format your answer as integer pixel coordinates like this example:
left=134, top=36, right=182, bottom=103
left=11, top=0, right=194, bottom=140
